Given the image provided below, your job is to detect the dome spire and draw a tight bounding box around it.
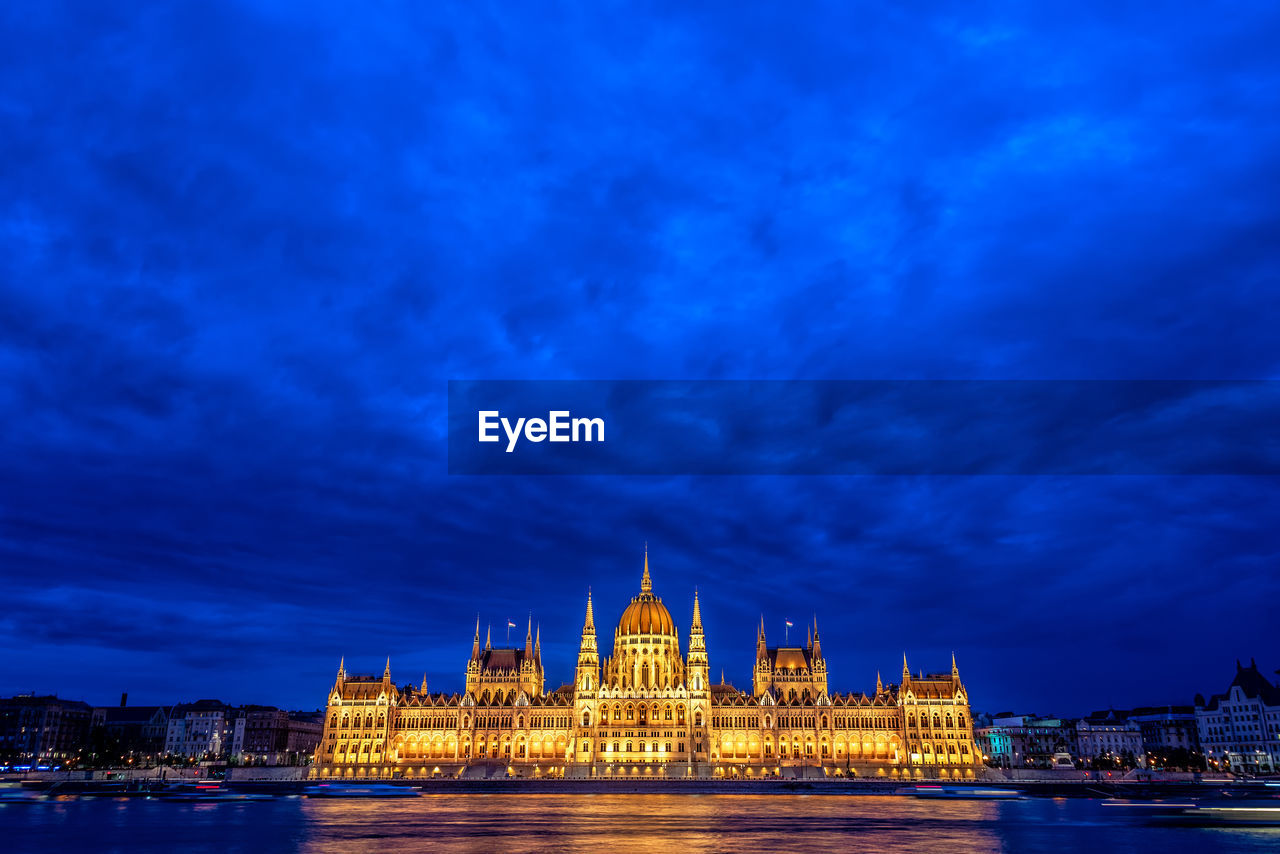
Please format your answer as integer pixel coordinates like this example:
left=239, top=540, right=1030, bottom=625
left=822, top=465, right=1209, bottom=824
left=692, top=588, right=703, bottom=630
left=641, top=542, right=652, bottom=594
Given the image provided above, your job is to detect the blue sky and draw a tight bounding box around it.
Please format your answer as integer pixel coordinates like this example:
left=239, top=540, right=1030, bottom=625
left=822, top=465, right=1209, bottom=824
left=1, top=1, right=1278, bottom=715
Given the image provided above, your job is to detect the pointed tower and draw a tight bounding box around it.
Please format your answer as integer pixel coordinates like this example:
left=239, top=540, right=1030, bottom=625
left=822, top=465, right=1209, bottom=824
left=575, top=589, right=599, bottom=693
left=902, top=653, right=911, bottom=684
left=810, top=614, right=827, bottom=695
left=485, top=624, right=492, bottom=651
left=383, top=657, right=392, bottom=683
left=519, top=613, right=543, bottom=697
left=333, top=657, right=346, bottom=693
left=951, top=652, right=960, bottom=682
left=641, top=542, right=652, bottom=594
left=534, top=623, right=541, bottom=660
left=753, top=616, right=773, bottom=699
left=466, top=617, right=482, bottom=693
left=420, top=673, right=429, bottom=694
left=876, top=671, right=883, bottom=695
left=688, top=589, right=710, bottom=714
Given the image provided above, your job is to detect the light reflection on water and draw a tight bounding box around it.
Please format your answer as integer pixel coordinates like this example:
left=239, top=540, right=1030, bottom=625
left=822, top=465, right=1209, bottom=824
left=2, top=794, right=1278, bottom=854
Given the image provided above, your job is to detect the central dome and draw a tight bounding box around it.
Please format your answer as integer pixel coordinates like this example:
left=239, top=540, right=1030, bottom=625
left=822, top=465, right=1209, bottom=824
left=618, top=593, right=676, bottom=636
left=615, top=549, right=677, bottom=637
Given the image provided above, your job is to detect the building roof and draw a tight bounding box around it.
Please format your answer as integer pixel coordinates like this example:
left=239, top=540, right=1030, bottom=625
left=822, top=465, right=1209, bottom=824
left=1199, top=659, right=1280, bottom=711
left=97, top=706, right=167, bottom=724
left=765, top=647, right=815, bottom=670
left=477, top=647, right=536, bottom=672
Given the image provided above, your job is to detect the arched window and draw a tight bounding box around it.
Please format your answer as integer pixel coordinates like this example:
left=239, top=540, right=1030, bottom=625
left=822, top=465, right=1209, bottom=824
left=822, top=716, right=829, bottom=729
left=695, top=711, right=703, bottom=726
left=329, top=714, right=337, bottom=727
left=582, top=711, right=591, bottom=727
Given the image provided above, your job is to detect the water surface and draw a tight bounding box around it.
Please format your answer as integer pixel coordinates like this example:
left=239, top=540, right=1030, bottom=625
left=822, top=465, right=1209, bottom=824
left=3, top=793, right=1277, bottom=853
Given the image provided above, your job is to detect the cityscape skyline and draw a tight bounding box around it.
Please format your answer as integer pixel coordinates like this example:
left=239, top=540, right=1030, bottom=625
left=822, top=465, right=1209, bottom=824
left=3, top=547, right=1274, bottom=719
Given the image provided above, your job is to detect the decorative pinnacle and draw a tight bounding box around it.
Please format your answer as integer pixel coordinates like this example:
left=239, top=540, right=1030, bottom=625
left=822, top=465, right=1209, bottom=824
left=383, top=657, right=391, bottom=679
left=584, top=588, right=595, bottom=631
left=692, top=588, right=703, bottom=630
left=641, top=542, right=652, bottom=594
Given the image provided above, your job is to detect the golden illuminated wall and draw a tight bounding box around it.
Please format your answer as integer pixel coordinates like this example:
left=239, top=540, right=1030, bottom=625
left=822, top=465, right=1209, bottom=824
left=312, top=563, right=981, bottom=779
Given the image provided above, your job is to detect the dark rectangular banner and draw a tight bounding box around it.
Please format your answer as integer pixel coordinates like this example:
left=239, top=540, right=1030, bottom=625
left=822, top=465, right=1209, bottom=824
left=447, top=380, right=1280, bottom=475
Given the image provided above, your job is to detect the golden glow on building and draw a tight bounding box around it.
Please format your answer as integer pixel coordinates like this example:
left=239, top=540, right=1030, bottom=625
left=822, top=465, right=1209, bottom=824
left=314, top=551, right=982, bottom=780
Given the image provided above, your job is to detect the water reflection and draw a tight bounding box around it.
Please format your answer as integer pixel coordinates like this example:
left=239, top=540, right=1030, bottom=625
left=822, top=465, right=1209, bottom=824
left=300, top=795, right=1004, bottom=854
left=2, top=794, right=1278, bottom=854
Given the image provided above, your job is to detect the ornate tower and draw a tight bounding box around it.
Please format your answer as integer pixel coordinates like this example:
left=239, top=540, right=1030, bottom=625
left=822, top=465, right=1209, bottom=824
left=753, top=617, right=772, bottom=698
left=810, top=615, right=828, bottom=696
left=688, top=590, right=709, bottom=692
left=576, top=590, right=600, bottom=693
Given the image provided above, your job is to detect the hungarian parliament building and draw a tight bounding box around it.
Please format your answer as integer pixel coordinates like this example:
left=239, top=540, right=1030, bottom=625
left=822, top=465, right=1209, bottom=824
left=313, top=552, right=982, bottom=779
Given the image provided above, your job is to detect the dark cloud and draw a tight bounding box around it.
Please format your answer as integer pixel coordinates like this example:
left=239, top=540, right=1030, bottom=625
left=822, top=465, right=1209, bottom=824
left=0, top=1, right=1277, bottom=714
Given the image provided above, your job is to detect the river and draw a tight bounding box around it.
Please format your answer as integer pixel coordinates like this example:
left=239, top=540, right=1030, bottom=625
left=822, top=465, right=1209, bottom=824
left=3, top=792, right=1277, bottom=853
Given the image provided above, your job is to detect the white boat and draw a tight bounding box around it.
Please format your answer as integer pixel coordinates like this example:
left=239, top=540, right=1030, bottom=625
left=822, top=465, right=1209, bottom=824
left=898, top=785, right=1024, bottom=800
left=157, top=783, right=272, bottom=802
left=1103, top=797, right=1280, bottom=826
left=303, top=783, right=420, bottom=799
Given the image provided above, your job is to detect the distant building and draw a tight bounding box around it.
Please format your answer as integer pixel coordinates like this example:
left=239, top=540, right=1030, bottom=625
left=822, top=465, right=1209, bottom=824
left=232, top=707, right=323, bottom=765
left=974, top=715, right=1075, bottom=768
left=0, top=694, right=93, bottom=763
left=1075, top=710, right=1144, bottom=766
left=165, top=700, right=236, bottom=759
left=91, top=702, right=170, bottom=758
left=1195, top=659, right=1280, bottom=775
left=1125, top=705, right=1200, bottom=756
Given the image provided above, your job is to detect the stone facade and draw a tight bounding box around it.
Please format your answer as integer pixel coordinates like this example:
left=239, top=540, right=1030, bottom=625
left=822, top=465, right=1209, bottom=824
left=313, top=551, right=982, bottom=780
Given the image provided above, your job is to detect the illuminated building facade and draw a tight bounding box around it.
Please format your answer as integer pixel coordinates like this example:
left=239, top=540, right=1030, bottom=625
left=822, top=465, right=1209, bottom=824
left=313, top=551, right=982, bottom=779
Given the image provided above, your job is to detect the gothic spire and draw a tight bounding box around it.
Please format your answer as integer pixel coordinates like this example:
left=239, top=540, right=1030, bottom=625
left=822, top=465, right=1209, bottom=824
left=383, top=657, right=391, bottom=681
left=336, top=657, right=345, bottom=683
left=420, top=673, right=428, bottom=694
left=471, top=615, right=481, bottom=659
left=525, top=614, right=533, bottom=656
left=641, top=542, right=652, bottom=594
left=902, top=652, right=911, bottom=683
left=691, top=589, right=703, bottom=631
left=583, top=588, right=595, bottom=632
left=534, top=623, right=541, bottom=658
left=485, top=624, right=491, bottom=651
left=876, top=670, right=883, bottom=694
left=952, top=651, right=960, bottom=680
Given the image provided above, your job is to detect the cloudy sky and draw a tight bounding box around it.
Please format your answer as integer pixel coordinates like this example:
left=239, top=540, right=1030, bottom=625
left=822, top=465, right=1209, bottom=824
left=1, top=1, right=1277, bottom=715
